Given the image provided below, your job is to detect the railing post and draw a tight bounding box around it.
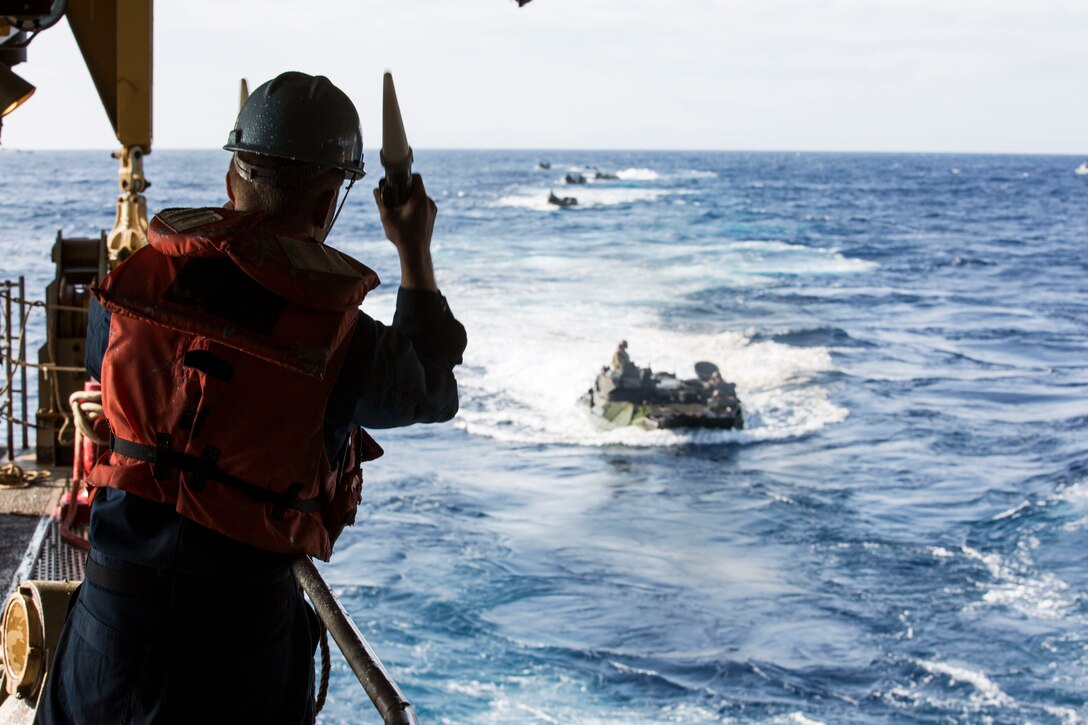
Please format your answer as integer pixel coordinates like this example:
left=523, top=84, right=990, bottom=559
left=291, top=556, right=419, bottom=725
left=19, top=275, right=28, bottom=450
left=4, top=280, right=13, bottom=461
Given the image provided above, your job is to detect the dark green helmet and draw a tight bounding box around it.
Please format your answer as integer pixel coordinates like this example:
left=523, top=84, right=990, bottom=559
left=224, top=71, right=365, bottom=182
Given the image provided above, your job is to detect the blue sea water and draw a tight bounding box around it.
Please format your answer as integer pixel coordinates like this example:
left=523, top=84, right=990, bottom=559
left=2, top=149, right=1087, bottom=723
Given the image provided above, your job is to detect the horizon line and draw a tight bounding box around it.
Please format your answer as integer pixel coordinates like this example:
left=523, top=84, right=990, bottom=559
left=3, top=147, right=1086, bottom=158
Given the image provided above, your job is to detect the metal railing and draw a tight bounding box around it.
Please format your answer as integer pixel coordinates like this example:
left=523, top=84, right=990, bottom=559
left=0, top=278, right=88, bottom=462
left=292, top=557, right=419, bottom=724
left=1, top=277, right=30, bottom=460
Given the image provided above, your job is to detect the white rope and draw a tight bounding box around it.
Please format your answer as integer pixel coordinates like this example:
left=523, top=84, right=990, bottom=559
left=69, top=390, right=107, bottom=446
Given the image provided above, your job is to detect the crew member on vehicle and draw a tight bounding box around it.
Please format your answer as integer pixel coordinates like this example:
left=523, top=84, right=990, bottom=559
left=35, top=71, right=467, bottom=725
left=612, top=340, right=631, bottom=371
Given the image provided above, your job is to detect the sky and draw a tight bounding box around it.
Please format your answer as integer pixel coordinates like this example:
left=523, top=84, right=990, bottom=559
left=2, top=0, right=1086, bottom=153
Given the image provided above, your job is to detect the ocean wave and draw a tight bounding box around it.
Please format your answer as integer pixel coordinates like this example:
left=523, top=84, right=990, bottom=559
left=915, top=659, right=1014, bottom=708
left=723, top=240, right=879, bottom=276
left=418, top=670, right=734, bottom=725
left=1056, top=479, right=1088, bottom=531
left=961, top=544, right=1083, bottom=621
left=765, top=715, right=827, bottom=725
left=1057, top=479, right=1088, bottom=504
left=678, top=169, right=719, bottom=179
left=605, top=240, right=879, bottom=297
left=992, top=500, right=1032, bottom=520
left=879, top=658, right=1024, bottom=721
left=616, top=167, right=659, bottom=181
left=1042, top=704, right=1085, bottom=725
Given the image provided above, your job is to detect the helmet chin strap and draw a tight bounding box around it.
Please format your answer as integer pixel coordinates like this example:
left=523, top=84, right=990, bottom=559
left=325, top=177, right=356, bottom=237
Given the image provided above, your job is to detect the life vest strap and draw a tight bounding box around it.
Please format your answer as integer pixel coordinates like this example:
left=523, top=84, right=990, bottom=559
left=109, top=434, right=322, bottom=518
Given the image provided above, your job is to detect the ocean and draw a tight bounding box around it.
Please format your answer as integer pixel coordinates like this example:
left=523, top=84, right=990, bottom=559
left=2, top=149, right=1086, bottom=723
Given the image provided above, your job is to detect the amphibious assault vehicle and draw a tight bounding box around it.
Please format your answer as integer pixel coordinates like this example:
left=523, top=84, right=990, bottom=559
left=579, top=361, right=743, bottom=430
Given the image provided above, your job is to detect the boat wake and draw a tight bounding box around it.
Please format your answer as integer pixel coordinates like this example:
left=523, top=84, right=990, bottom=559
left=494, top=163, right=718, bottom=212
left=494, top=187, right=681, bottom=212
left=455, top=328, right=847, bottom=448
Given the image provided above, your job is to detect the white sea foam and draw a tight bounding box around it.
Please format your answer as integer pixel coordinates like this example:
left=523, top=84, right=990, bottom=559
left=992, top=500, right=1031, bottom=520
left=1052, top=479, right=1088, bottom=531
left=961, top=545, right=1083, bottom=621
left=882, top=659, right=1022, bottom=720
left=493, top=186, right=677, bottom=212
left=616, top=167, right=660, bottom=181
left=1041, top=704, right=1083, bottom=725
left=454, top=321, right=847, bottom=447
left=1057, top=479, right=1088, bottom=504
left=916, top=659, right=1014, bottom=708
left=527, top=165, right=701, bottom=183
left=442, top=231, right=863, bottom=448
left=369, top=230, right=866, bottom=449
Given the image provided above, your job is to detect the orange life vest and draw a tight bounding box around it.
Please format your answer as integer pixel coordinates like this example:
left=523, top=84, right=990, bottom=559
left=89, top=207, right=383, bottom=560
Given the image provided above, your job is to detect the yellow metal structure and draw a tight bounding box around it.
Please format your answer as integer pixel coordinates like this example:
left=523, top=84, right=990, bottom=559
left=66, top=0, right=152, bottom=151
left=106, top=145, right=148, bottom=265
left=1, top=581, right=80, bottom=705
left=67, top=0, right=153, bottom=265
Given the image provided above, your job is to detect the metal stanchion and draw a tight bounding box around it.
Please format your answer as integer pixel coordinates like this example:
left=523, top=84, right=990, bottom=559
left=291, top=556, right=419, bottom=725
left=18, top=277, right=27, bottom=450
left=3, top=281, right=13, bottom=461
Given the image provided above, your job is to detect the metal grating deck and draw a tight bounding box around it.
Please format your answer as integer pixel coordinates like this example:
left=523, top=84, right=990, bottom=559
left=30, top=518, right=86, bottom=583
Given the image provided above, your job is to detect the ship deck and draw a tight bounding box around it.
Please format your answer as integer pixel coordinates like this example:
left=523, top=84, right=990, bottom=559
left=0, top=450, right=82, bottom=598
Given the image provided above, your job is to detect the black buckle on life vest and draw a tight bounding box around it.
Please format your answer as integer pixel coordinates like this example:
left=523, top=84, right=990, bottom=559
left=271, top=483, right=305, bottom=522
left=189, top=446, right=220, bottom=491
left=153, top=433, right=172, bottom=480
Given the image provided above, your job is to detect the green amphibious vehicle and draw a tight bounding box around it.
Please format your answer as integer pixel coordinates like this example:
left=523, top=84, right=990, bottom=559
left=579, top=360, right=744, bottom=431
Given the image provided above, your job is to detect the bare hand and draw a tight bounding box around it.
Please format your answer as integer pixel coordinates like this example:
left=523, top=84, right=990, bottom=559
left=373, top=174, right=436, bottom=253
left=373, top=174, right=439, bottom=291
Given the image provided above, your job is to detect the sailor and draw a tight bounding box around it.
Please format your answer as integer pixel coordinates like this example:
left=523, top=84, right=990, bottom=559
left=35, top=72, right=467, bottom=725
left=612, top=340, right=631, bottom=372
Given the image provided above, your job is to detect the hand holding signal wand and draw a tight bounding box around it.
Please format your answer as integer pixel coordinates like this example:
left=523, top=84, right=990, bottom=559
left=373, top=71, right=438, bottom=292
left=379, top=72, right=414, bottom=207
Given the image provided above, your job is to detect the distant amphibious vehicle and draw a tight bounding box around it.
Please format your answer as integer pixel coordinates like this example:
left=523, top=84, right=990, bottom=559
left=580, top=359, right=744, bottom=431
left=548, top=190, right=578, bottom=208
